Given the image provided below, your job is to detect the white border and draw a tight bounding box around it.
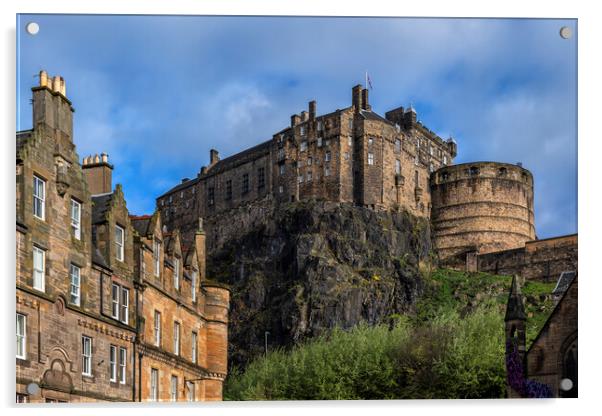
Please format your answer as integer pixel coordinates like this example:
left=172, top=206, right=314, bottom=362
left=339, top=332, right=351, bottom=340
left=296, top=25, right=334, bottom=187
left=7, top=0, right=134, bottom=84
left=2, top=1, right=600, bottom=415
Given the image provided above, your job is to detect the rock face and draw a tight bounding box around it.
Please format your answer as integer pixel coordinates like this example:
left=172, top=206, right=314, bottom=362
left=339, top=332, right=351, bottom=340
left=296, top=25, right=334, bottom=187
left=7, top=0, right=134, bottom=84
left=207, top=200, right=432, bottom=368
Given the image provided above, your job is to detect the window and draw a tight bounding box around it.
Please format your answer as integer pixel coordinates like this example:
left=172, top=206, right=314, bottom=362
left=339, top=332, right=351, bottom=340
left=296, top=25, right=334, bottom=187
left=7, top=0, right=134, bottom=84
left=258, top=167, right=265, bottom=190
left=368, top=152, right=374, bottom=165
left=395, top=139, right=401, bottom=153
left=395, top=159, right=401, bottom=175
left=71, top=199, right=81, bottom=239
left=298, top=174, right=304, bottom=184
left=186, top=381, right=195, bottom=402
left=154, top=310, right=161, bottom=346
left=324, top=166, right=331, bottom=177
left=115, top=225, right=124, bottom=261
left=168, top=195, right=173, bottom=203
left=173, top=258, right=180, bottom=290
left=443, top=155, right=448, bottom=165
left=344, top=152, right=350, bottom=160
left=151, top=368, right=159, bottom=401
left=368, top=137, right=374, bottom=146
left=348, top=118, right=353, bottom=130
left=348, top=136, right=352, bottom=146
left=278, top=185, right=284, bottom=194
left=317, top=120, right=323, bottom=131
left=325, top=139, right=331, bottom=147
left=16, top=394, right=28, bottom=403
left=191, top=331, right=198, bottom=364
left=109, top=345, right=117, bottom=382
left=170, top=376, right=178, bottom=401
left=82, top=336, right=92, bottom=376
left=191, top=270, right=197, bottom=302
left=325, top=151, right=331, bottom=162
left=16, top=313, right=26, bottom=359
left=317, top=137, right=323, bottom=147
left=153, top=240, right=161, bottom=277
left=429, top=145, right=434, bottom=156
left=119, top=347, right=127, bottom=384
left=173, top=322, right=180, bottom=355
left=278, top=148, right=285, bottom=159
left=225, top=180, right=232, bottom=200
left=300, top=125, right=306, bottom=136
left=242, top=174, right=249, bottom=194
left=111, top=284, right=119, bottom=319
left=208, top=186, right=215, bottom=206
left=307, top=171, right=313, bottom=182
left=120, top=287, right=129, bottom=324
left=307, top=157, right=312, bottom=166
left=180, top=191, right=184, bottom=199
left=70, top=264, right=81, bottom=306
left=32, top=246, right=45, bottom=292
left=33, top=175, right=45, bottom=220
left=300, top=141, right=308, bottom=152
left=279, top=164, right=285, bottom=175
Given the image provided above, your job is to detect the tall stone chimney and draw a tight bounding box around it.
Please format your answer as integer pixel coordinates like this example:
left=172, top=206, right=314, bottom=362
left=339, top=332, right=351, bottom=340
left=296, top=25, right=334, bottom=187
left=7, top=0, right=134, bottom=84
left=308, top=100, right=316, bottom=120
left=210, top=149, right=220, bottom=165
left=361, top=88, right=371, bottom=111
left=291, top=114, right=301, bottom=127
left=32, top=70, right=74, bottom=140
left=352, top=85, right=363, bottom=113
left=82, top=153, right=113, bottom=195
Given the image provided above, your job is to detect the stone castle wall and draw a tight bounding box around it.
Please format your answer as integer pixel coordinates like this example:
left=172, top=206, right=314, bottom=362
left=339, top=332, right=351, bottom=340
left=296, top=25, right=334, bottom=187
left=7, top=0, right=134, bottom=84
left=430, top=162, right=536, bottom=265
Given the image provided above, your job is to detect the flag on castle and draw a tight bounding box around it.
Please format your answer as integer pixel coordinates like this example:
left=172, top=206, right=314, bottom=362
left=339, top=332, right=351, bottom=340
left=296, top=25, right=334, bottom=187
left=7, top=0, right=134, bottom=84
left=365, top=71, right=373, bottom=90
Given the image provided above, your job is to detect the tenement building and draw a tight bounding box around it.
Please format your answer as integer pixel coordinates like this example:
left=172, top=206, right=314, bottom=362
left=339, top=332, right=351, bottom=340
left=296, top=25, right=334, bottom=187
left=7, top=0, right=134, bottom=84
left=16, top=71, right=229, bottom=403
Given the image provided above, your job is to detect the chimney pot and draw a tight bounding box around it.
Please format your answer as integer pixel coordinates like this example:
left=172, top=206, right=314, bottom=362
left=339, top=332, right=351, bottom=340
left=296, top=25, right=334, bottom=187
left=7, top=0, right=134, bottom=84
left=39, top=70, right=48, bottom=87
left=210, top=149, right=220, bottom=165
left=52, top=76, right=61, bottom=93
left=94, top=154, right=100, bottom=164
left=101, top=152, right=108, bottom=163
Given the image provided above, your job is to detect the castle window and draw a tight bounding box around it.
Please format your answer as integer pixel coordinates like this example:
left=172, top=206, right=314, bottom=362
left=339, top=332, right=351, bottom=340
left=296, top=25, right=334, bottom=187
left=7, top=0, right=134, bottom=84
left=300, top=141, right=308, bottom=152
left=368, top=137, right=374, bottom=146
left=111, top=283, right=119, bottom=319
left=208, top=186, right=216, bottom=205
left=225, top=180, right=232, bottom=200
left=242, top=174, right=250, bottom=194
left=33, top=175, right=45, bottom=220
left=71, top=199, right=81, bottom=240
left=279, top=164, right=285, bottom=176
left=307, top=157, right=313, bottom=166
left=415, top=170, right=419, bottom=185
left=300, top=125, right=307, bottom=136
left=115, top=225, right=125, bottom=261
left=258, top=167, right=265, bottom=190
left=429, top=163, right=435, bottom=173
left=191, top=270, right=197, bottom=302
left=307, top=171, right=313, bottom=182
left=325, top=139, right=331, bottom=146
left=324, top=166, right=331, bottom=177
left=169, top=195, right=173, bottom=203
left=348, top=118, right=353, bottom=131
left=395, top=139, right=401, bottom=153
left=469, top=166, right=480, bottom=176
left=187, top=381, right=195, bottom=402
left=325, top=151, right=331, bottom=162
left=33, top=246, right=45, bottom=292
left=429, top=145, right=434, bottom=156
left=82, top=335, right=92, bottom=376
left=154, top=310, right=161, bottom=347
left=161, top=200, right=164, bottom=206
left=498, top=167, right=508, bottom=176
left=120, top=287, right=129, bottom=324
left=298, top=174, right=304, bottom=183
left=278, top=148, right=285, bottom=159
left=69, top=263, right=81, bottom=306
left=278, top=185, right=284, bottom=194
left=395, top=159, right=401, bottom=175
left=16, top=313, right=26, bottom=360
left=151, top=369, right=159, bottom=401
left=368, top=152, right=374, bottom=165
left=180, top=191, right=184, bottom=199
left=317, top=137, right=323, bottom=147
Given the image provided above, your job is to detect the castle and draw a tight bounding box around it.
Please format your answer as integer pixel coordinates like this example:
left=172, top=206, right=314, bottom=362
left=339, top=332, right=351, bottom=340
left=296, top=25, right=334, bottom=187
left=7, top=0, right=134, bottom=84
left=16, top=71, right=229, bottom=403
left=157, top=84, right=545, bottom=268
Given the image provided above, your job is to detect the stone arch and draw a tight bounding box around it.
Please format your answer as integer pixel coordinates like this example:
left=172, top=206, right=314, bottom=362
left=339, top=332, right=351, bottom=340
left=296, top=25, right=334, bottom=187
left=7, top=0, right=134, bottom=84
left=558, top=330, right=578, bottom=398
left=42, top=358, right=73, bottom=393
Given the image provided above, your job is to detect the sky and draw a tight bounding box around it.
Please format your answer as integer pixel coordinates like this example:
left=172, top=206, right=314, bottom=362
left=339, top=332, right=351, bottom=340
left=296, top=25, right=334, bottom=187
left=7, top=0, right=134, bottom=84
left=16, top=15, right=577, bottom=239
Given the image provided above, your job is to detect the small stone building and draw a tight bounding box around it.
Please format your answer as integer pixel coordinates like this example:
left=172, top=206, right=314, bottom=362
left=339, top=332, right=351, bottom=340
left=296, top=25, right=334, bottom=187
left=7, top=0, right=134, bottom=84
left=15, top=71, right=229, bottom=403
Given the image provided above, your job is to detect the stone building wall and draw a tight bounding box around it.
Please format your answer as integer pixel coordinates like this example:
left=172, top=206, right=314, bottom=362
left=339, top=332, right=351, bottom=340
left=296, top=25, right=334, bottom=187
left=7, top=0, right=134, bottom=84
left=477, top=234, right=577, bottom=281
left=430, top=162, right=536, bottom=265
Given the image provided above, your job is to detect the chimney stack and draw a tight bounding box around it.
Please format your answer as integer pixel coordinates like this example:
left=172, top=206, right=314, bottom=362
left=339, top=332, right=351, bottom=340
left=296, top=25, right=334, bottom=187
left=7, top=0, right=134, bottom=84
left=352, top=85, right=363, bottom=113
left=210, top=149, right=220, bottom=165
left=291, top=114, right=301, bottom=127
left=361, top=88, right=370, bottom=111
left=32, top=70, right=74, bottom=139
left=308, top=100, right=316, bottom=120
left=300, top=111, right=309, bottom=122
left=82, top=153, right=114, bottom=195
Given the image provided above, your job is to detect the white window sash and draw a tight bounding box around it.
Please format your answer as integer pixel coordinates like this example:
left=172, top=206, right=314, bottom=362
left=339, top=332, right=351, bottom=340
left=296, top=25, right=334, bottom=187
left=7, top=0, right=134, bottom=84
left=33, top=176, right=45, bottom=220
left=70, top=264, right=81, bottom=305
left=82, top=336, right=92, bottom=376
left=71, top=200, right=81, bottom=239
left=115, top=226, right=124, bottom=261
left=151, top=369, right=159, bottom=401
left=32, top=247, right=45, bottom=292
left=174, top=259, right=180, bottom=290
left=16, top=313, right=26, bottom=359
left=109, top=345, right=117, bottom=382
left=191, top=271, right=197, bottom=302
left=174, top=323, right=180, bottom=355
left=121, top=288, right=129, bottom=324
left=153, top=241, right=161, bottom=277
left=192, top=332, right=197, bottom=363
left=119, top=347, right=126, bottom=384
left=111, top=284, right=119, bottom=319
left=171, top=376, right=178, bottom=401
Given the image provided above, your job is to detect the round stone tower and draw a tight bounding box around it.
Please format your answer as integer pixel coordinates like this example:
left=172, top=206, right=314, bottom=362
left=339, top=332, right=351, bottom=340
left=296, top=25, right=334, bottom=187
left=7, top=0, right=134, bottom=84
left=430, top=162, right=535, bottom=265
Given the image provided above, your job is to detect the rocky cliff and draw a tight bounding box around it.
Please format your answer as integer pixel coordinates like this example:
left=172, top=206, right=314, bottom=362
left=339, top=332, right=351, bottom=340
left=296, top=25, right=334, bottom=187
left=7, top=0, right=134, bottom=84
left=207, top=200, right=432, bottom=368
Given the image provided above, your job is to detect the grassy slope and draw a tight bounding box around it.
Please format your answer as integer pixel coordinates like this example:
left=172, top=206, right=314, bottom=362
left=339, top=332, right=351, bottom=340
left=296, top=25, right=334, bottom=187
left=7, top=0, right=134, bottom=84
left=224, top=268, right=556, bottom=400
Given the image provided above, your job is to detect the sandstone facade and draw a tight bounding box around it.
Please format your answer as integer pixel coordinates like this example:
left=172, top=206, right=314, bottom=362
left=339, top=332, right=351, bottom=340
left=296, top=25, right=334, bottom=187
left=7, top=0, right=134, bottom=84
left=15, top=71, right=229, bottom=403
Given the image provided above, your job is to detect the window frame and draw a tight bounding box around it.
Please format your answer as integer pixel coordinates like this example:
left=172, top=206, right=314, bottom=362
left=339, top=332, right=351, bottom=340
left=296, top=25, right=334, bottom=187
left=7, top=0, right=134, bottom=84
left=16, top=313, right=26, bottom=360
left=170, top=375, right=178, bottom=402
left=242, top=173, right=250, bottom=194
left=173, top=321, right=180, bottom=356
left=119, top=347, right=127, bottom=384
left=120, top=287, right=129, bottom=324
left=191, top=270, right=197, bottom=302
left=153, top=239, right=161, bottom=277
left=82, top=336, right=92, bottom=376
left=395, top=159, right=402, bottom=175
left=191, top=331, right=198, bottom=364
left=109, top=345, right=117, bottom=382
left=71, top=199, right=81, bottom=240
left=115, top=225, right=125, bottom=262
left=33, top=175, right=46, bottom=220
left=32, top=246, right=45, bottom=292
left=111, top=283, right=120, bottom=319
left=154, top=310, right=162, bottom=347
left=151, top=368, right=159, bottom=401
left=173, top=257, right=180, bottom=290
left=186, top=381, right=195, bottom=402
left=368, top=152, right=374, bottom=165
left=69, top=263, right=81, bottom=306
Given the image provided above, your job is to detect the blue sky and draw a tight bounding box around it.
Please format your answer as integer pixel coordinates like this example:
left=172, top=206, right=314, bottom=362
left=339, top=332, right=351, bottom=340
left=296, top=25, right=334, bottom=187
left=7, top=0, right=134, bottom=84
left=16, top=15, right=577, bottom=238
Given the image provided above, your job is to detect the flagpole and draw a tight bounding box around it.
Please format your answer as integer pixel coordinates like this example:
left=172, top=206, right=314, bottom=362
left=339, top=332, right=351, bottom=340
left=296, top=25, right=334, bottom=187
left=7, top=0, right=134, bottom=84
left=365, top=71, right=368, bottom=89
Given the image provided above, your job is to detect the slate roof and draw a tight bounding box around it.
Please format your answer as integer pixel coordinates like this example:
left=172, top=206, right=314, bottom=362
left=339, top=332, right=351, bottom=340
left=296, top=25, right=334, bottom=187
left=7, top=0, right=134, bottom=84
left=91, top=193, right=114, bottom=224
left=552, top=271, right=576, bottom=296
left=360, top=109, right=395, bottom=125
left=130, top=215, right=152, bottom=237
left=205, top=140, right=272, bottom=177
